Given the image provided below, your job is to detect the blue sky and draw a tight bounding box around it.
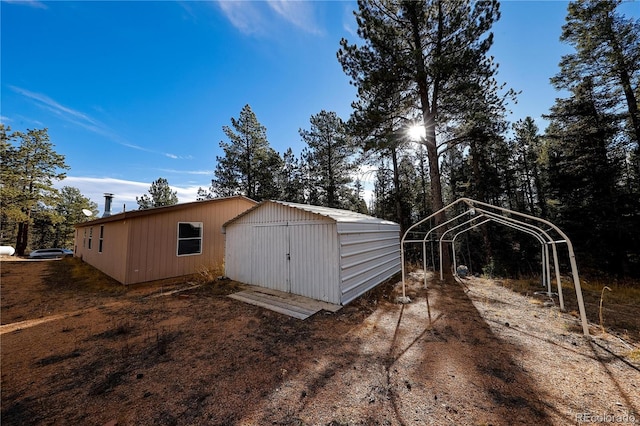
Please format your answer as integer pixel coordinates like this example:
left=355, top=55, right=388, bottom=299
left=2, top=0, right=638, bottom=214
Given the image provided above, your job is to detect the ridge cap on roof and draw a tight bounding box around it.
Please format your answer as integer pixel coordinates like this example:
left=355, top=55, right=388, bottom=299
left=223, top=199, right=399, bottom=227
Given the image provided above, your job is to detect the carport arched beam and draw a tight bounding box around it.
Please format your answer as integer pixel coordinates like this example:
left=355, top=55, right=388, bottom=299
left=439, top=212, right=551, bottom=292
left=400, top=197, right=589, bottom=336
left=466, top=208, right=564, bottom=308
left=400, top=206, right=475, bottom=299
left=459, top=198, right=588, bottom=336
left=448, top=214, right=562, bottom=309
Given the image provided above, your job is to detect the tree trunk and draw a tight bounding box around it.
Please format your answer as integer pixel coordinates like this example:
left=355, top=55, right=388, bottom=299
left=605, top=14, right=640, bottom=144
left=16, top=221, right=29, bottom=256
left=407, top=0, right=451, bottom=279
left=390, top=146, right=404, bottom=235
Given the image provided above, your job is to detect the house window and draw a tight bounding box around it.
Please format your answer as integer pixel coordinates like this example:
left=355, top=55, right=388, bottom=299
left=88, top=227, right=93, bottom=250
left=98, top=226, right=104, bottom=253
left=177, top=222, right=202, bottom=256
left=83, top=229, right=86, bottom=248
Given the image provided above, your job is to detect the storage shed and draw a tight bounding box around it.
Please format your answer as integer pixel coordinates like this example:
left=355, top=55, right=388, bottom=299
left=74, top=196, right=256, bottom=285
left=222, top=200, right=401, bottom=305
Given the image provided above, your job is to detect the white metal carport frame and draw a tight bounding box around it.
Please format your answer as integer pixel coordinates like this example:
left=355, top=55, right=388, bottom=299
left=400, top=197, right=590, bottom=336
left=444, top=210, right=564, bottom=307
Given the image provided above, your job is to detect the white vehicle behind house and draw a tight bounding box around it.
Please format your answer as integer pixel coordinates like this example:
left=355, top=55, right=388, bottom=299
left=29, top=248, right=73, bottom=259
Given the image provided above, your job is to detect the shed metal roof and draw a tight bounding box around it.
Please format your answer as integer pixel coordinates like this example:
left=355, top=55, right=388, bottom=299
left=223, top=200, right=399, bottom=228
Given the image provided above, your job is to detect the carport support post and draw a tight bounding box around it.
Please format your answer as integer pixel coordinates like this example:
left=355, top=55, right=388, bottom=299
left=423, top=241, right=428, bottom=288
left=568, top=246, right=589, bottom=335
left=439, top=239, right=444, bottom=281
left=400, top=244, right=407, bottom=300
left=463, top=198, right=589, bottom=336
left=551, top=243, right=565, bottom=310
left=545, top=244, right=552, bottom=296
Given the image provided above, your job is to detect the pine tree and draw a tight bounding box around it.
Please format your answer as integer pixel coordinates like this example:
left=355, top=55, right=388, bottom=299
left=510, top=117, right=546, bottom=216
left=54, top=186, right=97, bottom=248
left=544, top=78, right=626, bottom=272
left=553, top=0, right=639, bottom=146
left=372, top=158, right=395, bottom=220
left=280, top=148, right=306, bottom=203
left=136, top=177, right=179, bottom=209
left=413, top=144, right=431, bottom=219
left=338, top=0, right=506, bottom=276
left=338, top=0, right=504, bottom=220
left=211, top=104, right=281, bottom=201
left=300, top=111, right=356, bottom=209
left=0, top=125, right=68, bottom=255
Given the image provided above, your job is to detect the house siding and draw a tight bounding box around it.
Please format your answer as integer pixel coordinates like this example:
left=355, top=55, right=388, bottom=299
left=74, top=196, right=256, bottom=285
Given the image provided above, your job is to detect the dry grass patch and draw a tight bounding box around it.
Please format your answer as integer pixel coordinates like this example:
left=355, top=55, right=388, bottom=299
left=497, top=275, right=640, bottom=340
left=46, top=257, right=126, bottom=295
left=577, top=277, right=640, bottom=304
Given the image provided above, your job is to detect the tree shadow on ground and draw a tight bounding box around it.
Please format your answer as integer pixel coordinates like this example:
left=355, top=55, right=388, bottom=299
left=382, top=277, right=572, bottom=425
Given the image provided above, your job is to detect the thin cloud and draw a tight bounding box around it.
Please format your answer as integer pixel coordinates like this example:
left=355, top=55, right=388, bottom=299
left=216, top=0, right=323, bottom=36
left=342, top=4, right=358, bottom=38
left=267, top=0, right=323, bottom=35
left=10, top=85, right=185, bottom=160
left=2, top=0, right=48, bottom=9
left=177, top=0, right=198, bottom=22
left=56, top=176, right=204, bottom=213
left=56, top=176, right=150, bottom=212
left=216, top=1, right=267, bottom=35
left=164, top=152, right=195, bottom=160
left=10, top=85, right=101, bottom=129
left=157, top=168, right=214, bottom=176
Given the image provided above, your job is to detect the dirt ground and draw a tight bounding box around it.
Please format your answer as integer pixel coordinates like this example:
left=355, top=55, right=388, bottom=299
left=1, top=258, right=639, bottom=426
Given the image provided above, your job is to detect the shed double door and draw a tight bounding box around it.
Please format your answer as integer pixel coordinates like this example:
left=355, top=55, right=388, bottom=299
left=250, top=223, right=337, bottom=302
left=251, top=225, right=291, bottom=293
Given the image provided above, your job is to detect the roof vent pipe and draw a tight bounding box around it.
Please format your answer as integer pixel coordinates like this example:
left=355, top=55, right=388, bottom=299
left=103, top=193, right=114, bottom=217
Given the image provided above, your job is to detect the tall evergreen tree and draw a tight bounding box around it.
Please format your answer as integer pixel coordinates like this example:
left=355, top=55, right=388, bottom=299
left=0, top=125, right=68, bottom=255
left=546, top=0, right=640, bottom=275
left=346, top=178, right=369, bottom=214
left=28, top=186, right=96, bottom=250
left=210, top=104, right=281, bottom=201
left=339, top=0, right=504, bottom=222
left=413, top=144, right=431, bottom=219
left=280, top=147, right=306, bottom=203
left=136, top=177, right=179, bottom=209
left=371, top=158, right=395, bottom=220
left=510, top=117, right=546, bottom=216
left=553, top=0, right=640, bottom=146
left=339, top=0, right=507, bottom=276
left=300, top=110, right=356, bottom=209
left=544, top=78, right=628, bottom=273
left=54, top=186, right=97, bottom=248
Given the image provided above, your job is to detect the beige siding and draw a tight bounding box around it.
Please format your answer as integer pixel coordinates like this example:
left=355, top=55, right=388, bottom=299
left=75, top=196, right=256, bottom=285
left=124, top=198, right=255, bottom=284
left=74, top=220, right=129, bottom=284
